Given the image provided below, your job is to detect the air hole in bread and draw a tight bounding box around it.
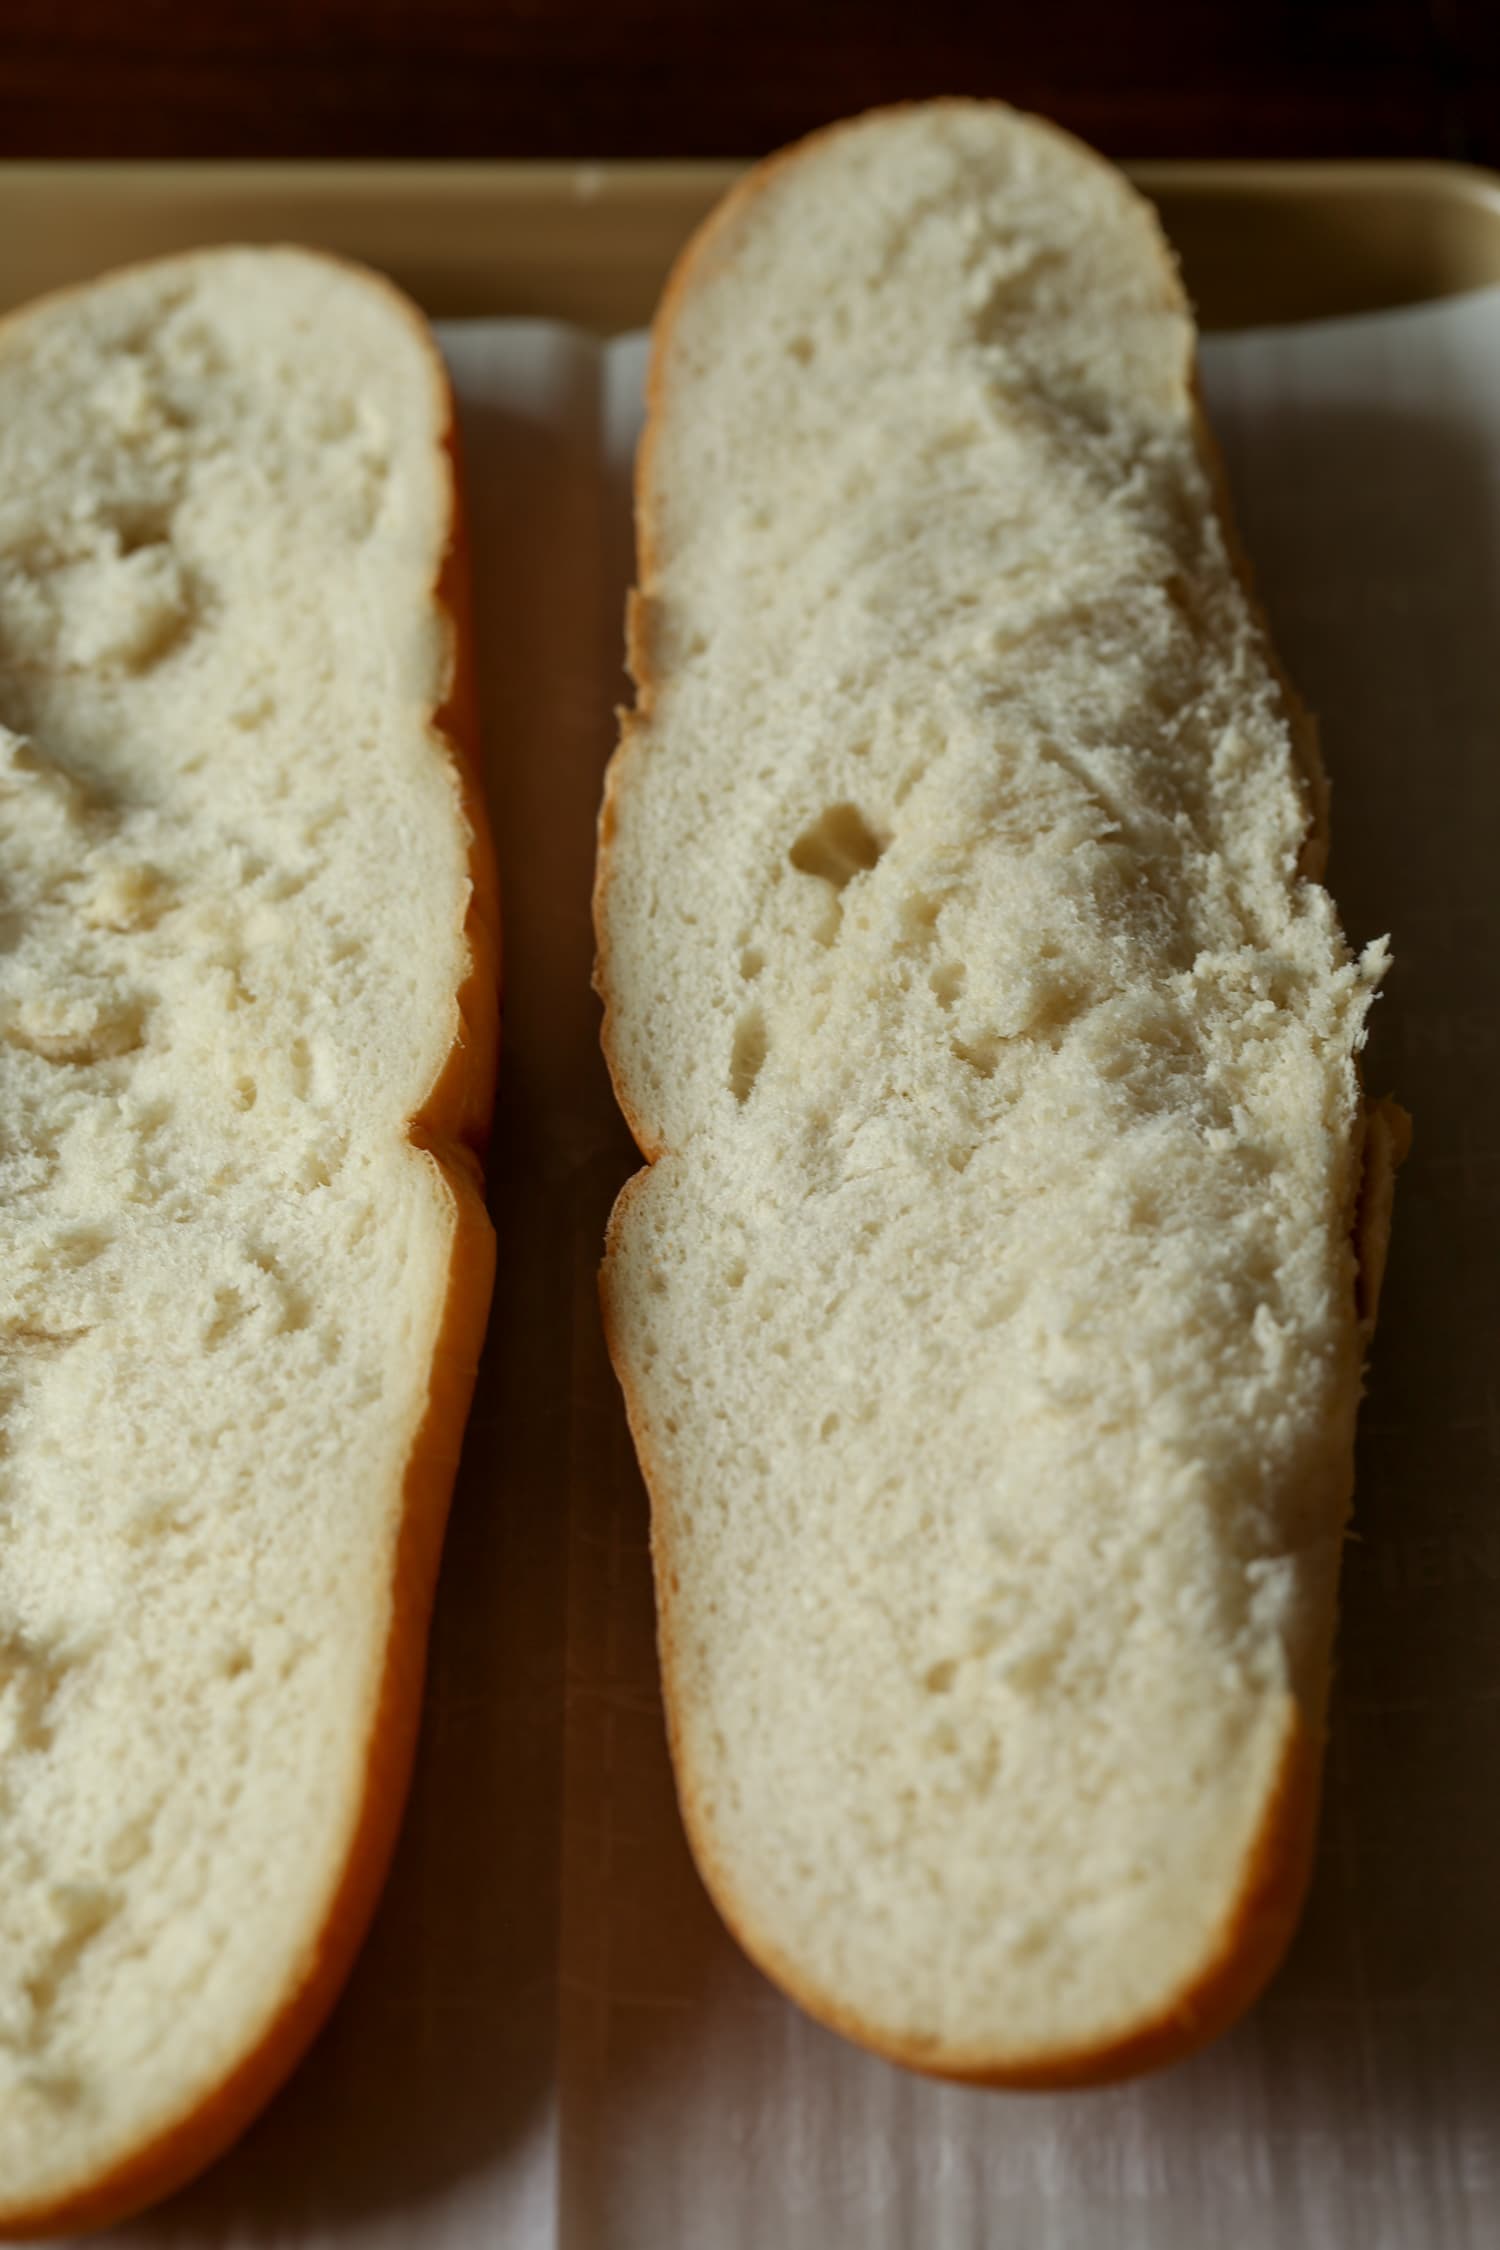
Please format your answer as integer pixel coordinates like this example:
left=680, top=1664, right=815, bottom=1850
left=111, top=505, right=174, bottom=557
left=729, top=1005, right=768, bottom=1102
left=951, top=1031, right=1001, bottom=1079
left=901, top=890, right=942, bottom=937
left=930, top=961, right=965, bottom=1009
left=4, top=991, right=146, bottom=1066
left=23, top=1886, right=121, bottom=2040
left=0, top=1630, right=77, bottom=1754
left=55, top=1229, right=109, bottom=1269
left=230, top=692, right=276, bottom=733
left=203, top=1288, right=247, bottom=1350
left=788, top=802, right=886, bottom=891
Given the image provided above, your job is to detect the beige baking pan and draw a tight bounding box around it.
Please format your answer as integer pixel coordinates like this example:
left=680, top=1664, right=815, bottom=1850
left=1, top=158, right=1499, bottom=330
left=0, top=151, right=1493, bottom=2248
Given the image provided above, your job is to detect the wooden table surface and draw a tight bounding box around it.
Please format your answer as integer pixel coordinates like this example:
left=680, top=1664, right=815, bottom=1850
left=4, top=0, right=1499, bottom=165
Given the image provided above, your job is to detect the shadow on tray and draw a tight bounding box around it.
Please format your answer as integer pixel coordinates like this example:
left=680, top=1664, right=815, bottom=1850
left=1213, top=394, right=1500, bottom=2137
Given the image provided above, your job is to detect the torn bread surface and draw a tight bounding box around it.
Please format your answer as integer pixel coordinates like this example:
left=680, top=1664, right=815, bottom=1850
left=596, top=102, right=1390, bottom=2081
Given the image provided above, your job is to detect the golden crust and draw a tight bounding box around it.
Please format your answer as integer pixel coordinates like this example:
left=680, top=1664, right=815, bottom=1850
left=594, top=101, right=1400, bottom=2090
left=0, top=251, right=500, bottom=2239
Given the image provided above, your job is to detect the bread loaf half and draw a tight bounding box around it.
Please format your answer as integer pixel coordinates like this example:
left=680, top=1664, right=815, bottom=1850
left=595, top=104, right=1398, bottom=2083
left=0, top=248, right=497, bottom=2230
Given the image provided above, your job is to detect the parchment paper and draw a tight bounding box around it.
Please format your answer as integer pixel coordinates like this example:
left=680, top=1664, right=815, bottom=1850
left=82, top=287, right=1500, bottom=2250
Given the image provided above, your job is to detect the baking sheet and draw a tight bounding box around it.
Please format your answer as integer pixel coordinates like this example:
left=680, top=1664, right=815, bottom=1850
left=82, top=286, right=1500, bottom=2248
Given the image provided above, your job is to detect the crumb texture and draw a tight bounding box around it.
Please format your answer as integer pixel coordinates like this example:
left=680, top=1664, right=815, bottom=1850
left=0, top=249, right=473, bottom=2207
left=598, top=104, right=1385, bottom=2069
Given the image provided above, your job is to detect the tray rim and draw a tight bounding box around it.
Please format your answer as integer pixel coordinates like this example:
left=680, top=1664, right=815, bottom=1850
left=0, top=154, right=1494, bottom=194
left=3, top=155, right=1498, bottom=334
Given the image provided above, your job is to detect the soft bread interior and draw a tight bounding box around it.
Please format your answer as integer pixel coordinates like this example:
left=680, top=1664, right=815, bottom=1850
left=0, top=251, right=477, bottom=2211
left=598, top=105, right=1386, bottom=2072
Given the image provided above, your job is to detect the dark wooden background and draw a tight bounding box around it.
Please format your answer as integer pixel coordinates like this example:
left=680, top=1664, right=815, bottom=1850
left=4, top=0, right=1500, bottom=163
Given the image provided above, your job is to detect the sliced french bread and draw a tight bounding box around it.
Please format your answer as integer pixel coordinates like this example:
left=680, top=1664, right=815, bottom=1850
left=0, top=248, right=497, bottom=2231
left=595, top=103, right=1397, bottom=2082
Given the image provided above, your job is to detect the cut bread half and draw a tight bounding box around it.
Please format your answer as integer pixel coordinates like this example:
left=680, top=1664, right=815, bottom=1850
left=0, top=247, right=497, bottom=2231
left=595, top=103, right=1398, bottom=2083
